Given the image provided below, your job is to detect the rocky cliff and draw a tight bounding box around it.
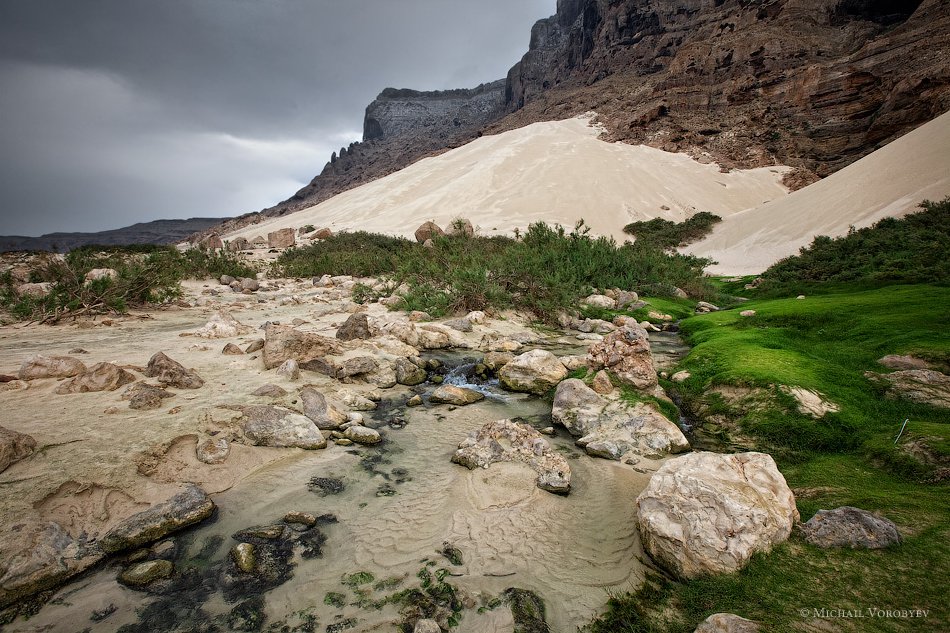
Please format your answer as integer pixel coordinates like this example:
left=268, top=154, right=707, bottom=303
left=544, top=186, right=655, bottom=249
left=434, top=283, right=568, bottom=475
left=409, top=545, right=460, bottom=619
left=202, top=0, right=950, bottom=239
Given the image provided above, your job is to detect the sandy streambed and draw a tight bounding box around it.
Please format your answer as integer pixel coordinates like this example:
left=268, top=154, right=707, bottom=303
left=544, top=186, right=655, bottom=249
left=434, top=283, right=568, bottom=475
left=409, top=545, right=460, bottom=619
left=0, top=279, right=658, bottom=631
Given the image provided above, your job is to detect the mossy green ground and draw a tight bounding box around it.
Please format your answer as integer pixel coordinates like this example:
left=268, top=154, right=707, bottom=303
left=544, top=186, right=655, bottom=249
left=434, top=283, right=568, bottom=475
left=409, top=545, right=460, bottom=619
left=587, top=284, right=949, bottom=632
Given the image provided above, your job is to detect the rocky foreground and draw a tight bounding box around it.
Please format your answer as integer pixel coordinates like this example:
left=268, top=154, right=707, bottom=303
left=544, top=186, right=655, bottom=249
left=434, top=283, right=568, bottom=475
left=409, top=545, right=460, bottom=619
left=0, top=269, right=916, bottom=631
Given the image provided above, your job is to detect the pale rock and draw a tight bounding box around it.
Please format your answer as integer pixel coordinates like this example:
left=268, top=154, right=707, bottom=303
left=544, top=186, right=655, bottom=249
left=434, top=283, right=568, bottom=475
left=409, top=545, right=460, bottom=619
left=18, top=354, right=86, bottom=380
left=339, top=389, right=378, bottom=411
left=636, top=452, right=799, bottom=578
left=559, top=354, right=588, bottom=371
left=446, top=217, right=475, bottom=237
left=54, top=362, right=136, bottom=394
left=84, top=268, right=118, bottom=283
left=552, top=379, right=607, bottom=436
left=779, top=385, right=840, bottom=418
left=300, top=386, right=348, bottom=430
left=194, top=310, right=252, bottom=338
left=15, top=282, right=52, bottom=298
left=482, top=351, right=514, bottom=371
left=262, top=323, right=340, bottom=370
left=740, top=310, right=756, bottom=317
left=196, top=437, right=230, bottom=464
left=465, top=310, right=486, bottom=324
left=0, top=425, right=36, bottom=473
left=344, top=425, right=382, bottom=445
left=238, top=405, right=326, bottom=449
left=694, top=613, right=760, bottom=633
left=276, top=359, right=300, bottom=381
left=576, top=402, right=689, bottom=460
left=583, top=294, right=617, bottom=309
left=430, top=385, right=485, bottom=406
left=452, top=419, right=571, bottom=494
left=671, top=371, right=691, bottom=383
left=499, top=349, right=568, bottom=395
left=268, top=228, right=296, bottom=248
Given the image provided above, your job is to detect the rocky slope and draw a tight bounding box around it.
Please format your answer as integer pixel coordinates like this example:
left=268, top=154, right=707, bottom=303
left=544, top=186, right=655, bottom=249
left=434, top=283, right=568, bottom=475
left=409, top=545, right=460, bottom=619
left=1, top=217, right=224, bottom=253
left=200, top=0, right=950, bottom=240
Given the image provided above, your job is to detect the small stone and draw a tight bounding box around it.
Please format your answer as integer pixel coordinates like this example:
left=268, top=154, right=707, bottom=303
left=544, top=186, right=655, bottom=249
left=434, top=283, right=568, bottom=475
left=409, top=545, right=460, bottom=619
left=222, top=343, right=244, bottom=355
left=276, top=359, right=300, bottom=381
left=231, top=542, right=257, bottom=574
left=740, top=310, right=756, bottom=317
left=413, top=619, right=441, bottom=633
left=671, top=370, right=691, bottom=383
left=407, top=395, right=423, bottom=407
left=245, top=339, right=264, bottom=353
left=283, top=511, right=317, bottom=527
left=334, top=438, right=354, bottom=446
left=694, top=613, right=760, bottom=633
left=196, top=437, right=230, bottom=464
left=252, top=383, right=287, bottom=397
left=344, top=425, right=382, bottom=445
left=430, top=385, right=485, bottom=406
left=799, top=506, right=901, bottom=549
left=591, top=370, right=613, bottom=394
left=118, top=559, right=174, bottom=587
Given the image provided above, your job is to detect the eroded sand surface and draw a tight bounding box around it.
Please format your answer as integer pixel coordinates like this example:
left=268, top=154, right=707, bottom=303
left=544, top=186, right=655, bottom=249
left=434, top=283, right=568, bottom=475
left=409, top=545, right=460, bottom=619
left=0, top=278, right=660, bottom=631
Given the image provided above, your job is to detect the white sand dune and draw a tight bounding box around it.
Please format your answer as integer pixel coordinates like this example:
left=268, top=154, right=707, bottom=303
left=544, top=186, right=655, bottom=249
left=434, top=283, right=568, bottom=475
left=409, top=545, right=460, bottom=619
left=225, top=111, right=950, bottom=276
left=684, top=110, right=950, bottom=274
left=225, top=116, right=791, bottom=245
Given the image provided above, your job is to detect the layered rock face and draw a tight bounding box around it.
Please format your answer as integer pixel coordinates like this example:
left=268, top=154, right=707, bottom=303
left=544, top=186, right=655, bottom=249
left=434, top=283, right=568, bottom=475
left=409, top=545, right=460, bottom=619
left=500, top=0, right=950, bottom=177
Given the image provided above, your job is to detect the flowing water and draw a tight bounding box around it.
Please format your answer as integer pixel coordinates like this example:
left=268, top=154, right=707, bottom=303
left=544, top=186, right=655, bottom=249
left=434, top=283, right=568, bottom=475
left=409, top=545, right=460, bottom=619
left=12, top=353, right=654, bottom=633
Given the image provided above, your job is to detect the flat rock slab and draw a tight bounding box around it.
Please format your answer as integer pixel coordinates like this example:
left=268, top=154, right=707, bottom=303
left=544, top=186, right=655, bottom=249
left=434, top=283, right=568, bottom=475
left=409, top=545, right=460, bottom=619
left=54, top=362, right=136, bottom=394
left=99, top=485, right=215, bottom=554
left=800, top=506, right=901, bottom=549
left=452, top=419, right=571, bottom=495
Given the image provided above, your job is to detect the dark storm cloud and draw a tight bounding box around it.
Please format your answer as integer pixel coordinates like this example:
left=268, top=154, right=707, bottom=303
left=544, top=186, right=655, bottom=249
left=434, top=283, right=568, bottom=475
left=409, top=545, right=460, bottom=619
left=0, top=0, right=555, bottom=235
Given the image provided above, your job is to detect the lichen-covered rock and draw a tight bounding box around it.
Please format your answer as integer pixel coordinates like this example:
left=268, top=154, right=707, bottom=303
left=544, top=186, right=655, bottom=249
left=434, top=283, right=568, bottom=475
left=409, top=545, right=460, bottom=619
left=144, top=352, right=205, bottom=389
left=238, top=405, right=327, bottom=449
left=430, top=385, right=485, bottom=406
left=336, top=312, right=373, bottom=341
left=300, top=386, right=348, bottom=430
left=498, top=349, right=568, bottom=395
left=799, top=506, right=901, bottom=549
left=54, top=362, right=136, bottom=394
left=18, top=354, right=87, bottom=380
left=0, top=425, right=36, bottom=473
left=194, top=310, right=253, bottom=338
left=576, top=402, right=689, bottom=460
left=452, top=419, right=571, bottom=495
left=694, top=613, right=760, bottom=633
left=636, top=452, right=799, bottom=578
left=343, top=425, right=382, bottom=445
left=118, top=559, right=174, bottom=587
left=587, top=322, right=658, bottom=391
left=99, top=485, right=215, bottom=553
left=262, top=324, right=341, bottom=370
left=503, top=587, right=551, bottom=633
left=394, top=358, right=427, bottom=386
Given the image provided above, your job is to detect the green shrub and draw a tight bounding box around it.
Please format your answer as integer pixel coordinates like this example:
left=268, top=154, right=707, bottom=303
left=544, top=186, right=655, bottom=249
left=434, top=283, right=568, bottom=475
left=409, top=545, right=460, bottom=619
left=759, top=197, right=950, bottom=292
left=622, top=211, right=722, bottom=248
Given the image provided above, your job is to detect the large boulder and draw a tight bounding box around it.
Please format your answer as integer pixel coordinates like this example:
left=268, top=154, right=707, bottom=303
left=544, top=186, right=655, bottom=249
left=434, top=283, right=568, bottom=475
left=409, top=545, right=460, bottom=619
left=54, top=362, right=136, bottom=394
left=336, top=312, right=373, bottom=341
left=498, top=349, right=568, bottom=395
left=452, top=419, right=571, bottom=494
left=144, top=352, right=205, bottom=389
left=299, top=387, right=348, bottom=430
left=194, top=310, right=253, bottom=338
left=262, top=324, right=341, bottom=370
left=99, top=485, right=215, bottom=554
left=576, top=402, right=689, bottom=461
left=18, top=354, right=87, bottom=380
left=237, top=405, right=327, bottom=449
left=227, top=237, right=250, bottom=252
left=430, top=385, right=485, bottom=406
left=0, top=522, right=87, bottom=609
left=636, top=452, right=799, bottom=578
left=446, top=218, right=474, bottom=237
left=267, top=228, right=296, bottom=248
left=0, top=425, right=36, bottom=473
left=694, top=614, right=760, bottom=633
left=799, top=507, right=901, bottom=549
left=587, top=322, right=658, bottom=391
left=551, top=379, right=606, bottom=436
left=414, top=221, right=445, bottom=243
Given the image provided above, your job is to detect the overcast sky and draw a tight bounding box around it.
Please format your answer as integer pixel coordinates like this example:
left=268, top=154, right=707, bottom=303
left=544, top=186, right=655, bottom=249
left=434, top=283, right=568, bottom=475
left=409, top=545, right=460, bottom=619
left=0, top=0, right=555, bottom=236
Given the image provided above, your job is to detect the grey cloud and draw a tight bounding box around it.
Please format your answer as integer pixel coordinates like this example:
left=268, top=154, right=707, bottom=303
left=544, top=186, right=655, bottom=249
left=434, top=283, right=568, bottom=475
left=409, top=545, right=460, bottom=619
left=0, top=0, right=555, bottom=235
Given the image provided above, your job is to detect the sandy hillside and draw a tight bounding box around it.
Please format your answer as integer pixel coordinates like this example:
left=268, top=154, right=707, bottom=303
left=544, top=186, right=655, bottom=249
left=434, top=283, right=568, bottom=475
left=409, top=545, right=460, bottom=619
left=685, top=110, right=950, bottom=275
left=224, top=115, right=791, bottom=244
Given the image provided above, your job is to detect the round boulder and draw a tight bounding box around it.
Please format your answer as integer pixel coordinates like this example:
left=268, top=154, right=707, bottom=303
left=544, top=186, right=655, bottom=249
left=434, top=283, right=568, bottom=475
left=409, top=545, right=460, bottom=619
left=636, top=451, right=799, bottom=578
left=498, top=349, right=568, bottom=395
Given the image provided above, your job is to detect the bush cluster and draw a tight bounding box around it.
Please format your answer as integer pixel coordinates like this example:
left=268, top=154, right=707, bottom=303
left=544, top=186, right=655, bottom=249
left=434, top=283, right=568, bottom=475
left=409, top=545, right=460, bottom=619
left=1, top=245, right=257, bottom=322
left=276, top=221, right=714, bottom=321
left=760, top=197, right=950, bottom=290
left=622, top=211, right=722, bottom=248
